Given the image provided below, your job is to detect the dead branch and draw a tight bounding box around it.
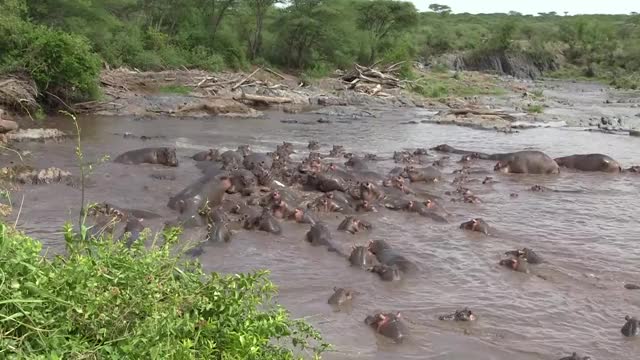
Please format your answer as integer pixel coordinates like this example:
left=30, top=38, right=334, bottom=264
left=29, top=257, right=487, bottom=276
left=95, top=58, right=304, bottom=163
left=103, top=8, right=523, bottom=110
left=233, top=93, right=292, bottom=105
left=232, top=67, right=262, bottom=90
left=263, top=67, right=286, bottom=80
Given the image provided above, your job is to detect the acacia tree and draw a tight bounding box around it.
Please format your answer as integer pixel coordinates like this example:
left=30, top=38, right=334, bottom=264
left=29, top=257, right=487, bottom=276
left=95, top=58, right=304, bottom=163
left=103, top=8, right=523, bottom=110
left=356, top=0, right=417, bottom=64
left=428, top=3, right=451, bottom=15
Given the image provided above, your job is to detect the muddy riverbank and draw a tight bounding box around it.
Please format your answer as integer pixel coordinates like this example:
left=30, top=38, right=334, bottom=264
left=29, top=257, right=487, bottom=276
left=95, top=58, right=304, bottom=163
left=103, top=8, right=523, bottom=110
left=1, top=103, right=639, bottom=359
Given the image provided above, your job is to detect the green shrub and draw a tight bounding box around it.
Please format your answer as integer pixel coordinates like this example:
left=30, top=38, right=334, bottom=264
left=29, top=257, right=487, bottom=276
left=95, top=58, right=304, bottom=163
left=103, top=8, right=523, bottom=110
left=0, top=223, right=329, bottom=359
left=526, top=104, right=544, bottom=113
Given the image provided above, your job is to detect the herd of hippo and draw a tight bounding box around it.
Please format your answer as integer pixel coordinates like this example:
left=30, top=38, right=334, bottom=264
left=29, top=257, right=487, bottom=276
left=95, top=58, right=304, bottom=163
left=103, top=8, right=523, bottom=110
left=88, top=139, right=640, bottom=359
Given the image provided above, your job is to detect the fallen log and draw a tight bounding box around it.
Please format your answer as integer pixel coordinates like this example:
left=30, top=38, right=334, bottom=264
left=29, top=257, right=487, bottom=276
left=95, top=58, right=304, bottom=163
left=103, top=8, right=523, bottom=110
left=233, top=93, right=292, bottom=105
left=232, top=67, right=262, bottom=90
left=447, top=108, right=517, bottom=121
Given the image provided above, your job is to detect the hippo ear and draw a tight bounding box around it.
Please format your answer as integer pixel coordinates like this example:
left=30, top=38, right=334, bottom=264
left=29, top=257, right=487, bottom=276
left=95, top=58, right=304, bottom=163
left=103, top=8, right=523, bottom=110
left=472, top=218, right=478, bottom=224
left=396, top=312, right=402, bottom=318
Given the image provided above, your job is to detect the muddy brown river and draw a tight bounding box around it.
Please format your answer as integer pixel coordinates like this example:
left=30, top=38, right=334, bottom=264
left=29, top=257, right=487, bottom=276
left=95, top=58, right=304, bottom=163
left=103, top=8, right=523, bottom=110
left=4, top=107, right=640, bottom=359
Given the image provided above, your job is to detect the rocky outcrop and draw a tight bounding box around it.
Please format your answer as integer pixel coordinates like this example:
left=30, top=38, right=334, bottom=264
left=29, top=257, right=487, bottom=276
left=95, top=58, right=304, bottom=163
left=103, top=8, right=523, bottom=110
left=436, top=51, right=558, bottom=80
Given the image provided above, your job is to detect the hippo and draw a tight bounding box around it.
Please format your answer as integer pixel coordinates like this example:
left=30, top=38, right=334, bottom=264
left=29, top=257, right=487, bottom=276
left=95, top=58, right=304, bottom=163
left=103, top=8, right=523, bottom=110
left=325, top=191, right=354, bottom=210
left=168, top=175, right=232, bottom=214
left=499, top=257, right=530, bottom=273
left=338, top=216, right=372, bottom=234
left=345, top=156, right=369, bottom=171
left=114, top=147, right=178, bottom=167
left=271, top=199, right=295, bottom=219
left=624, top=284, right=640, bottom=290
left=308, top=140, right=320, bottom=150
left=122, top=217, right=145, bottom=246
left=554, top=154, right=621, bottom=173
left=368, top=240, right=417, bottom=273
left=625, top=166, right=640, bottom=173
left=364, top=153, right=378, bottom=161
left=438, top=308, right=476, bottom=321
left=307, top=172, right=348, bottom=192
left=328, top=145, right=345, bottom=157
left=405, top=201, right=447, bottom=222
left=368, top=264, right=402, bottom=281
left=558, top=353, right=591, bottom=360
left=348, top=245, right=377, bottom=268
left=192, top=149, right=220, bottom=161
left=403, top=165, right=441, bottom=183
left=355, top=200, right=378, bottom=213
left=293, top=208, right=318, bottom=225
left=431, top=144, right=510, bottom=160
left=364, top=312, right=407, bottom=343
left=354, top=181, right=384, bottom=202
left=494, top=151, right=559, bottom=174
left=482, top=176, right=497, bottom=184
left=305, top=223, right=340, bottom=252
left=207, top=221, right=232, bottom=243
left=255, top=208, right=282, bottom=235
left=504, top=248, right=543, bottom=264
left=459, top=218, right=490, bottom=235
left=243, top=153, right=273, bottom=172
left=327, top=287, right=354, bottom=307
left=234, top=204, right=262, bottom=230
left=228, top=169, right=258, bottom=195
left=308, top=196, right=343, bottom=213
left=220, top=149, right=244, bottom=167
left=621, top=315, right=639, bottom=337
left=383, top=194, right=412, bottom=211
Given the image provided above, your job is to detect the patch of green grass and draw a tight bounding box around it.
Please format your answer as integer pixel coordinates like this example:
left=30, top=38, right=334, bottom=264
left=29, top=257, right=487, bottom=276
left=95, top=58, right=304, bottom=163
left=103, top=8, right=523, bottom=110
left=157, top=84, right=192, bottom=95
left=526, top=104, right=544, bottom=113
left=409, top=70, right=506, bottom=99
left=0, top=222, right=329, bottom=358
left=530, top=89, right=544, bottom=98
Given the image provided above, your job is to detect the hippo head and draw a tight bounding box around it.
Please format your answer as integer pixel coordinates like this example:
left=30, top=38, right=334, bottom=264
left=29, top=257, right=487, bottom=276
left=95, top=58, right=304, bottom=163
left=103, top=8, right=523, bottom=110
left=431, top=144, right=453, bottom=152
left=293, top=208, right=305, bottom=222
left=494, top=161, right=510, bottom=173
left=236, top=145, right=251, bottom=156
left=454, top=308, right=476, bottom=321
left=364, top=153, right=377, bottom=161
left=368, top=239, right=391, bottom=255
left=424, top=199, right=436, bottom=209
left=530, top=184, right=545, bottom=192
left=414, top=148, right=428, bottom=156
left=368, top=264, right=402, bottom=281
left=621, top=315, right=640, bottom=337
left=308, top=140, right=319, bottom=150
left=499, top=257, right=529, bottom=273
left=162, top=148, right=179, bottom=167
left=459, top=218, right=485, bottom=233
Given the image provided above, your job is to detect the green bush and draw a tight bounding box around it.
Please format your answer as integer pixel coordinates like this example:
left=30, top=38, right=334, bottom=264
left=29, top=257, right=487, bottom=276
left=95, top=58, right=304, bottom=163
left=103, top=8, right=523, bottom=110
left=0, top=222, right=328, bottom=359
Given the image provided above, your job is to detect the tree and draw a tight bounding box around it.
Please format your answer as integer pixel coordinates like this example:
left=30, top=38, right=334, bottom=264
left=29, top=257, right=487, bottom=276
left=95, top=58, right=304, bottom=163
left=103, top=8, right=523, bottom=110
left=244, top=0, right=281, bottom=59
left=508, top=11, right=522, bottom=16
left=201, top=0, right=238, bottom=43
left=356, top=0, right=418, bottom=63
left=428, top=3, right=451, bottom=15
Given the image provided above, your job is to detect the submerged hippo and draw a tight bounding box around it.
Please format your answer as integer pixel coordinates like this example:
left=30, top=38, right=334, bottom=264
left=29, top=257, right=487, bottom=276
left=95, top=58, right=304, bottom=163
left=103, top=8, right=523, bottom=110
left=243, top=153, right=273, bottom=172
left=621, top=316, right=639, bottom=337
left=327, top=287, right=354, bottom=307
left=499, top=257, right=530, bottom=273
left=554, top=154, right=621, bottom=173
left=494, top=151, right=559, bottom=174
left=364, top=312, right=407, bottom=343
left=368, top=264, right=402, bottom=281
left=404, top=165, right=441, bottom=183
left=308, top=140, right=320, bottom=150
left=558, top=353, right=591, bottom=360
left=504, top=248, right=543, bottom=264
left=168, top=175, right=232, bottom=215
left=368, top=240, right=417, bottom=273
left=338, top=216, right=371, bottom=234
left=459, top=218, right=490, bottom=235
left=305, top=223, right=339, bottom=252
left=438, top=308, right=476, bottom=321
left=348, top=245, right=377, bottom=268
left=192, top=149, right=220, bottom=161
left=114, top=147, right=178, bottom=167
left=255, top=208, right=282, bottom=234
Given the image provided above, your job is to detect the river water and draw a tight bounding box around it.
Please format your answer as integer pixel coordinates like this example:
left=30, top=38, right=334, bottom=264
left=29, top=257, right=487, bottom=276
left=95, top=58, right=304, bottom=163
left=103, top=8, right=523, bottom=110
left=4, top=108, right=640, bottom=359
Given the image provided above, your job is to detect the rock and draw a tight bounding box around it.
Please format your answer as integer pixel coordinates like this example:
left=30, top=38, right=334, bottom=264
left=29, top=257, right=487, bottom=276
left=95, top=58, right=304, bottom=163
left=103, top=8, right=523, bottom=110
left=0, top=119, right=18, bottom=134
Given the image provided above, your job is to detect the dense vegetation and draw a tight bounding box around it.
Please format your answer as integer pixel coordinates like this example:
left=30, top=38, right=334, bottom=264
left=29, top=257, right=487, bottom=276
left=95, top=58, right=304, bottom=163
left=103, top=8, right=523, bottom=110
left=0, top=221, right=328, bottom=358
left=1, top=0, right=640, bottom=102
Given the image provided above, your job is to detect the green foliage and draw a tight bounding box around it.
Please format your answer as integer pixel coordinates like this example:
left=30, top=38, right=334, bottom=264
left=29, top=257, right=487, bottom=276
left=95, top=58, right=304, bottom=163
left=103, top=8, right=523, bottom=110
left=409, top=71, right=506, bottom=99
left=526, top=104, right=544, bottom=113
left=0, top=222, right=329, bottom=358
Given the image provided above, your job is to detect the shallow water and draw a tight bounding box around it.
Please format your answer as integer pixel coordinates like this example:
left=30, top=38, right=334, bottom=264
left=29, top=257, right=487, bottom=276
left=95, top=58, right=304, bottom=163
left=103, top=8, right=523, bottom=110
left=3, top=108, right=640, bottom=359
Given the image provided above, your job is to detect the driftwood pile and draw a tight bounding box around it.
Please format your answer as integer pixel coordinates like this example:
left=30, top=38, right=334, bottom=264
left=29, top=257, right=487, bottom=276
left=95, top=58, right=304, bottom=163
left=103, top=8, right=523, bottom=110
left=340, top=63, right=406, bottom=97
left=0, top=75, right=38, bottom=112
